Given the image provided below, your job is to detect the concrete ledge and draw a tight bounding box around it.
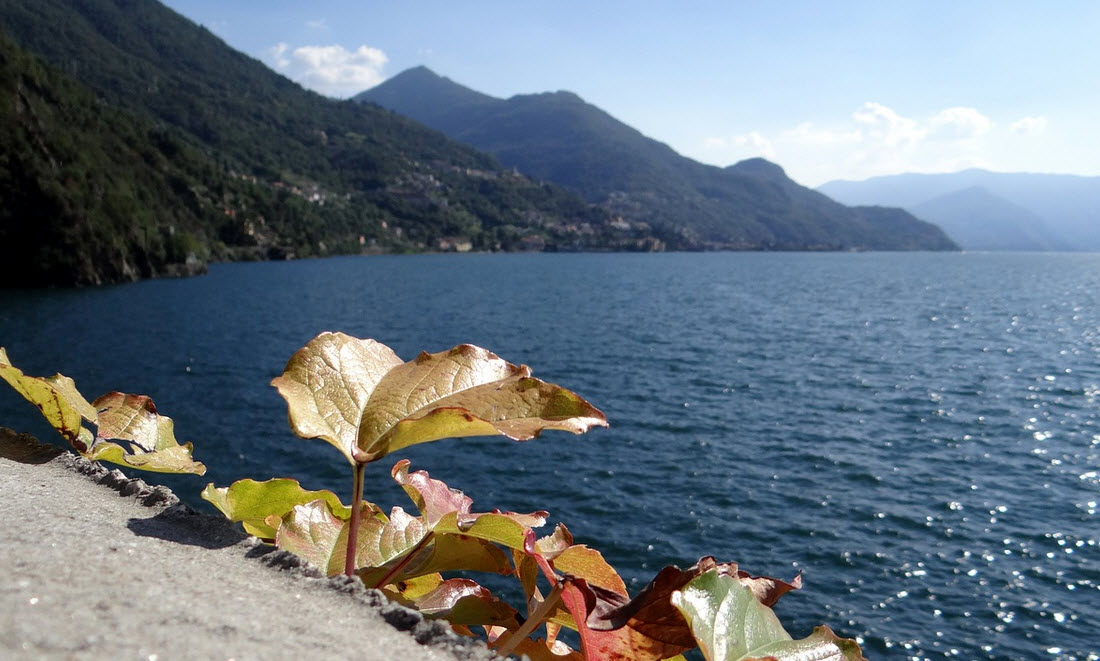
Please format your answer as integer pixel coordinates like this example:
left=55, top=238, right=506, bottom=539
left=0, top=428, right=496, bottom=660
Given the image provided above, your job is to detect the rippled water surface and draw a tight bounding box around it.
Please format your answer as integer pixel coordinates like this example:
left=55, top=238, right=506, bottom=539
left=2, top=252, right=1098, bottom=660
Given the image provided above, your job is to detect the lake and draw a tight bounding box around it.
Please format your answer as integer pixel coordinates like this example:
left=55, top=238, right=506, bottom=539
left=1, top=252, right=1097, bottom=660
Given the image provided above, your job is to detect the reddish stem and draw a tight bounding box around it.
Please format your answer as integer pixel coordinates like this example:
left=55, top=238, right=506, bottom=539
left=344, top=462, right=366, bottom=577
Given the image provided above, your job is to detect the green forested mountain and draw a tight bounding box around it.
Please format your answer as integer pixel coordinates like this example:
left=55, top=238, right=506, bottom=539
left=0, top=0, right=650, bottom=286
left=0, top=32, right=217, bottom=285
left=358, top=67, right=958, bottom=252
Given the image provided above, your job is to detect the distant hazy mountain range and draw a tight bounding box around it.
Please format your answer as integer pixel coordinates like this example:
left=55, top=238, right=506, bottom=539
left=358, top=67, right=956, bottom=252
left=818, top=170, right=1100, bottom=251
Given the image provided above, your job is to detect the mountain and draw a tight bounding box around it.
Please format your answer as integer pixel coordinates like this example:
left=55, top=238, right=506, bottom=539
left=0, top=0, right=656, bottom=287
left=910, top=187, right=1071, bottom=251
left=0, top=31, right=216, bottom=285
left=356, top=67, right=957, bottom=252
left=818, top=170, right=1100, bottom=251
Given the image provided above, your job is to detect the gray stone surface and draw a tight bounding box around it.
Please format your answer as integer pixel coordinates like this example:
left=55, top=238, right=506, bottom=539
left=0, top=429, right=495, bottom=660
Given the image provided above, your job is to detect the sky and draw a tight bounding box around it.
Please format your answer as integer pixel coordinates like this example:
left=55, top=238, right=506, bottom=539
left=160, top=1, right=1099, bottom=188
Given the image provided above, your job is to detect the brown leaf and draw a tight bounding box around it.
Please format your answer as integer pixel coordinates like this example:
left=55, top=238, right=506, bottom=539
left=735, top=569, right=802, bottom=608
left=560, top=577, right=695, bottom=661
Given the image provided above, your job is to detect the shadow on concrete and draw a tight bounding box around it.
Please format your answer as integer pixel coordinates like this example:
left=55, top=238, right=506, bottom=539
left=127, top=506, right=248, bottom=550
left=0, top=427, right=64, bottom=464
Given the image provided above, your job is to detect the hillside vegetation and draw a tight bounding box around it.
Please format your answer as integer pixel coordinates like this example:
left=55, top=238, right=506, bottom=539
left=0, top=32, right=218, bottom=285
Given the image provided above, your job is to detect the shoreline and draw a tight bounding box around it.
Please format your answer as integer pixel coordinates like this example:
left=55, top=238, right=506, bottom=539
left=0, top=428, right=494, bottom=660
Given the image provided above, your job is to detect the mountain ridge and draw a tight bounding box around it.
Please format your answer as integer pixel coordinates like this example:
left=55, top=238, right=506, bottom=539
left=818, top=169, right=1100, bottom=251
left=357, top=66, right=958, bottom=252
left=911, top=186, right=1071, bottom=251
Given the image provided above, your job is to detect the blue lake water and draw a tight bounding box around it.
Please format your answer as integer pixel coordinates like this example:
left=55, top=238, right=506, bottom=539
left=1, top=252, right=1098, bottom=660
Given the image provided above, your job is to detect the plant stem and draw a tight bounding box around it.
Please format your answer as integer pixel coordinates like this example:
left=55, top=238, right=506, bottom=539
left=495, top=581, right=565, bottom=658
left=345, top=462, right=366, bottom=577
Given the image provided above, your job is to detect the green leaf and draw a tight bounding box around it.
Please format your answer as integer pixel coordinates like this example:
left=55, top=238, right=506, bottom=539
left=276, top=499, right=391, bottom=575
left=0, top=349, right=204, bottom=474
left=553, top=557, right=799, bottom=661
left=201, top=478, right=355, bottom=539
left=0, top=347, right=96, bottom=450
left=262, top=461, right=547, bottom=585
left=490, top=636, right=586, bottom=661
left=382, top=572, right=446, bottom=603
left=271, top=333, right=607, bottom=466
left=671, top=570, right=866, bottom=661
left=434, top=510, right=547, bottom=552
left=359, top=527, right=515, bottom=590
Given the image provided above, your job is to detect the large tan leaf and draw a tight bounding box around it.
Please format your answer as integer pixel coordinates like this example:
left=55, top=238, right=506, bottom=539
left=89, top=392, right=206, bottom=474
left=356, top=345, right=524, bottom=446
left=272, top=334, right=607, bottom=465
left=271, top=332, right=403, bottom=465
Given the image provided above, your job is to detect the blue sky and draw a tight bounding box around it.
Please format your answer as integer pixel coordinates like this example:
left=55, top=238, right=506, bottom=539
left=161, top=1, right=1099, bottom=187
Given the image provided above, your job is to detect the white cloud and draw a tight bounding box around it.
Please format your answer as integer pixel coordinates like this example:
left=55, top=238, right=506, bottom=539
left=266, top=43, right=389, bottom=98
left=689, top=101, right=1055, bottom=186
left=927, top=106, right=992, bottom=140
left=851, top=102, right=926, bottom=148
left=1011, top=115, right=1048, bottom=135
left=268, top=42, right=291, bottom=69
left=702, top=131, right=776, bottom=161
left=781, top=122, right=861, bottom=146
